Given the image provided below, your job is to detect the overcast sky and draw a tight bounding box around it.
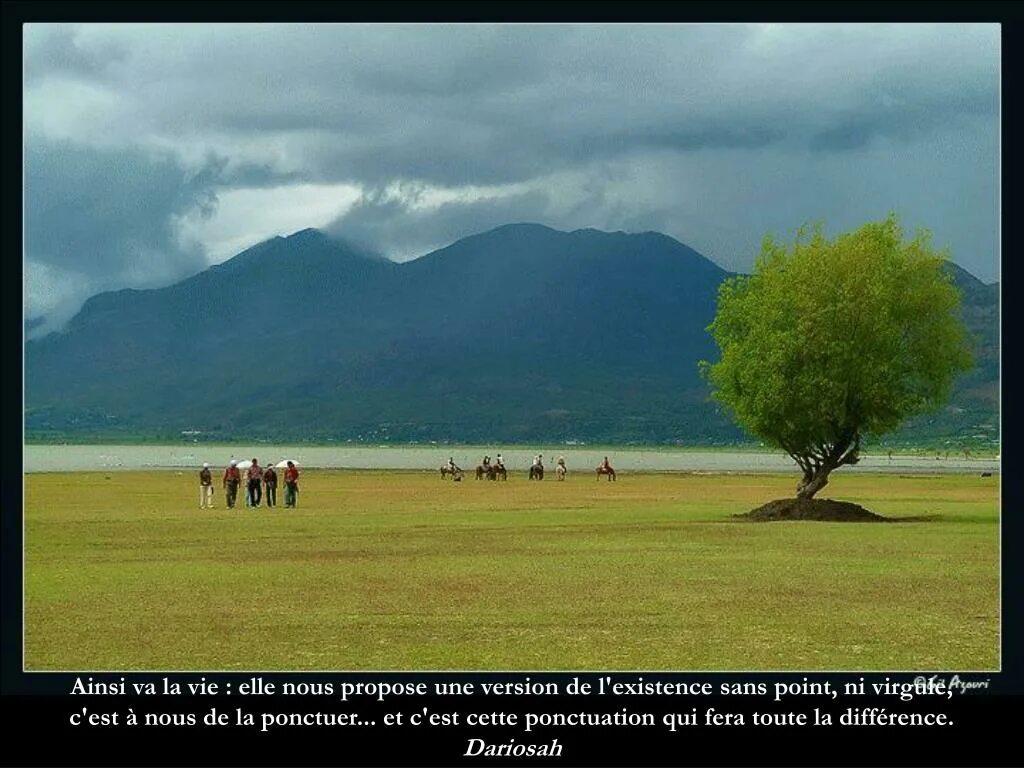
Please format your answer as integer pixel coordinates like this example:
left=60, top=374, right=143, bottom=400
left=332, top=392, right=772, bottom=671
left=24, top=23, right=1000, bottom=334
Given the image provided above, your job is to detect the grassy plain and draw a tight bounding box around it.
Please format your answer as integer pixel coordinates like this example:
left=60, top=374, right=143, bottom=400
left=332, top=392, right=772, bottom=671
left=24, top=470, right=998, bottom=670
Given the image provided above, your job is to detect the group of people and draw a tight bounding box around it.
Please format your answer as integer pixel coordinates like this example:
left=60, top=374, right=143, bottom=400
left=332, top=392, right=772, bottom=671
left=528, top=453, right=564, bottom=480
left=198, top=459, right=300, bottom=509
left=530, top=453, right=566, bottom=469
left=445, top=452, right=592, bottom=480
left=532, top=454, right=612, bottom=480
left=478, top=453, right=506, bottom=471
left=447, top=453, right=507, bottom=478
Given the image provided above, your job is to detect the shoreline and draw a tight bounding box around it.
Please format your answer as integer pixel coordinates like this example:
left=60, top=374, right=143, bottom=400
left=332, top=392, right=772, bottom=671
left=23, top=444, right=1001, bottom=475
left=21, top=440, right=1000, bottom=456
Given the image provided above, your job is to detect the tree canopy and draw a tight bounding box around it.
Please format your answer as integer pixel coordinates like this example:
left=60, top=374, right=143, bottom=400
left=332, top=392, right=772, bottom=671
left=703, top=215, right=973, bottom=498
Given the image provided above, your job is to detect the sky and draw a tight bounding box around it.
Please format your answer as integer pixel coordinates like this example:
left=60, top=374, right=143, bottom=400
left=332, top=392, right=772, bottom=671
left=24, top=23, right=1000, bottom=334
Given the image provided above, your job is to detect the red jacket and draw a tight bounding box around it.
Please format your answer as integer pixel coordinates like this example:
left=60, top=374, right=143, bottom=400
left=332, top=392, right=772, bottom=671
left=284, top=467, right=299, bottom=484
left=223, top=466, right=241, bottom=484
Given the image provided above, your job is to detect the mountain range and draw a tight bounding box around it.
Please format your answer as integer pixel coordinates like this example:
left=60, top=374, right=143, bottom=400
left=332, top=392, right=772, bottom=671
left=25, top=224, right=999, bottom=448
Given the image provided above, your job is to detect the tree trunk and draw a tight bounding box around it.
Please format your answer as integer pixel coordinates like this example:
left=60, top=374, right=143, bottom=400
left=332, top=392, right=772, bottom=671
left=796, top=464, right=832, bottom=499
left=789, top=430, right=860, bottom=500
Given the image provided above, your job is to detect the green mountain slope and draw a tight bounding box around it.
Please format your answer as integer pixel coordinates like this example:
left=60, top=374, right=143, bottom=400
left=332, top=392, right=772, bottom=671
left=25, top=225, right=997, bottom=447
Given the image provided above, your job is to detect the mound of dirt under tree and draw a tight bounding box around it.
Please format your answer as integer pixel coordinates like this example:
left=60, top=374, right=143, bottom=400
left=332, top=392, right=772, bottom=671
left=738, top=498, right=891, bottom=522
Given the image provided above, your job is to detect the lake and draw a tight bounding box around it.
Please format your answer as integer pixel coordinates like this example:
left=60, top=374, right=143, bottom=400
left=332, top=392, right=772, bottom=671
left=22, top=444, right=1000, bottom=474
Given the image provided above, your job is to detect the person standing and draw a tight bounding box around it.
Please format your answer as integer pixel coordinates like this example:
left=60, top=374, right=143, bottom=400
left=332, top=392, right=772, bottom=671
left=263, top=463, right=278, bottom=508
left=199, top=462, right=214, bottom=508
left=223, top=460, right=241, bottom=509
left=283, top=461, right=300, bottom=508
left=247, top=459, right=263, bottom=508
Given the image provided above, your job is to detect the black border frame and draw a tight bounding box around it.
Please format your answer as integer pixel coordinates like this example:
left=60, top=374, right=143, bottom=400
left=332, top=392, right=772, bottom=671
left=4, top=3, right=1021, bottom=765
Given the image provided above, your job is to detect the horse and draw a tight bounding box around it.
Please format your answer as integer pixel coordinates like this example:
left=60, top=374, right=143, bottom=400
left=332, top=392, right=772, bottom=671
left=596, top=464, right=616, bottom=481
left=529, top=462, right=544, bottom=480
left=474, top=462, right=507, bottom=480
left=441, top=465, right=463, bottom=481
left=556, top=463, right=567, bottom=481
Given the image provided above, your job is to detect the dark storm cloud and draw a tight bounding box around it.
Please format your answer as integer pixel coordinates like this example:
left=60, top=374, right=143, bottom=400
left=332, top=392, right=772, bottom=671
left=809, top=79, right=999, bottom=152
left=327, top=187, right=555, bottom=259
left=605, top=124, right=786, bottom=154
left=22, top=136, right=310, bottom=334
left=24, top=140, right=217, bottom=332
left=26, top=141, right=218, bottom=264
left=23, top=24, right=130, bottom=84
left=24, top=22, right=1001, bottom=325
left=26, top=24, right=999, bottom=185
left=351, top=25, right=566, bottom=97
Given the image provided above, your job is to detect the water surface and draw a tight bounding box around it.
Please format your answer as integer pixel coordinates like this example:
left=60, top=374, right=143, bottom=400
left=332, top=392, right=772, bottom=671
left=23, top=444, right=999, bottom=474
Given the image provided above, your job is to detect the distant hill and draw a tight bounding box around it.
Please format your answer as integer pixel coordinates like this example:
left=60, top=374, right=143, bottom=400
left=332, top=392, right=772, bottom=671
left=25, top=225, right=998, bottom=448
left=891, top=261, right=999, bottom=450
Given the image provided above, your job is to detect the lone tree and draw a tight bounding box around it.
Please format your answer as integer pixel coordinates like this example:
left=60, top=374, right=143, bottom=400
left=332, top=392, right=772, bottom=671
left=703, top=215, right=972, bottom=500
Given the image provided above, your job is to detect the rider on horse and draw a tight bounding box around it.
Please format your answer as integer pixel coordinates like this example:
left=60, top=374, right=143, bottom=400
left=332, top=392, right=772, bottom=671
left=596, top=456, right=616, bottom=481
left=529, top=453, right=544, bottom=480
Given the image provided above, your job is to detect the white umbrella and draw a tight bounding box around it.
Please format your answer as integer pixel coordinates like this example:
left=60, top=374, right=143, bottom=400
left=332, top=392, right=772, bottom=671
left=275, top=459, right=300, bottom=469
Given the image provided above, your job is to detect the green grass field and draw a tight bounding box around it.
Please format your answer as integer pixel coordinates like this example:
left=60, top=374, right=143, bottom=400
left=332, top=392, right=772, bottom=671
left=24, top=470, right=998, bottom=671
